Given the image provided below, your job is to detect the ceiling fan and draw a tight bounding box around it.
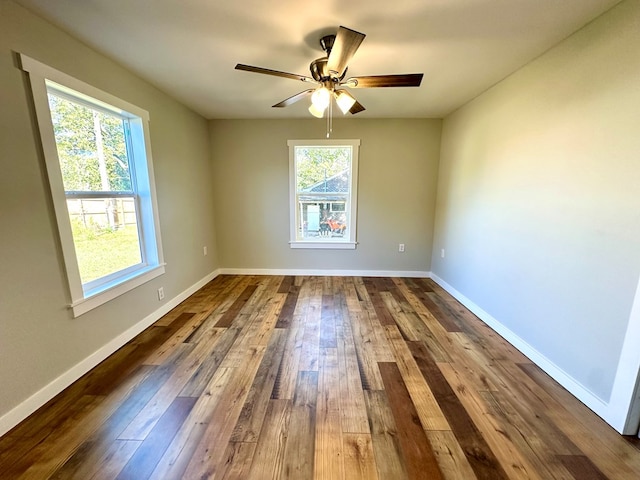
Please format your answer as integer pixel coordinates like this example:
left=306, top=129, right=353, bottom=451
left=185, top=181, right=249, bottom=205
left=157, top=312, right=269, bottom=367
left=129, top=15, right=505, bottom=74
left=235, top=26, right=423, bottom=118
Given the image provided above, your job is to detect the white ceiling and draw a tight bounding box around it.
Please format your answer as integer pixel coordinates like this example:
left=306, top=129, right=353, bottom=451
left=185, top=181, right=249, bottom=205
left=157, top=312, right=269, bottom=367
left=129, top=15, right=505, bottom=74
left=15, top=0, right=621, bottom=119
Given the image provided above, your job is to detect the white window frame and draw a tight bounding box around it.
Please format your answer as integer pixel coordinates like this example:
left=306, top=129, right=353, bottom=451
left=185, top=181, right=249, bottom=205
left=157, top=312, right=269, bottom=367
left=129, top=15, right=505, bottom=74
left=20, top=54, right=165, bottom=317
left=288, top=139, right=360, bottom=249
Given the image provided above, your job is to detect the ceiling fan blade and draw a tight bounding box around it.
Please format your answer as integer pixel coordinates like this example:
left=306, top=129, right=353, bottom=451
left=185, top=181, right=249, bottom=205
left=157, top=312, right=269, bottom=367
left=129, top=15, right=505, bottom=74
left=349, top=100, right=366, bottom=115
left=272, top=89, right=315, bottom=108
left=327, top=26, right=366, bottom=77
left=344, top=73, right=424, bottom=88
left=235, top=64, right=316, bottom=83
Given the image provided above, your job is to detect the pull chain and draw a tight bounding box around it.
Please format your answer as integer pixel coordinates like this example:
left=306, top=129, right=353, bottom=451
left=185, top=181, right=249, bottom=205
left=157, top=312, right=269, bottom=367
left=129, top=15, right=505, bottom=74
left=326, top=99, right=333, bottom=138
left=326, top=101, right=329, bottom=138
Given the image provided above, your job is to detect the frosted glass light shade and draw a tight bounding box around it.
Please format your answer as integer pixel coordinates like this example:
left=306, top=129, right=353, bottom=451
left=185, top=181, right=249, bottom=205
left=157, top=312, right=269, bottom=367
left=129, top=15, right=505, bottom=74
left=335, top=90, right=356, bottom=114
left=311, top=87, right=331, bottom=110
left=308, top=103, right=325, bottom=118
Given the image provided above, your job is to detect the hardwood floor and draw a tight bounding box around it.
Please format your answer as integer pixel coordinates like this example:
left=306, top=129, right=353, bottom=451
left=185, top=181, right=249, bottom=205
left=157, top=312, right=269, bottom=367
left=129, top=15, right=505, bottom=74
left=2, top=275, right=640, bottom=479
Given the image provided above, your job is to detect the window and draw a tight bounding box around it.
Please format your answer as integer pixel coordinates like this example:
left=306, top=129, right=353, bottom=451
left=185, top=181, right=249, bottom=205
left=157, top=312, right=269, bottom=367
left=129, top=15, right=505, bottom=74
left=21, top=54, right=165, bottom=317
left=288, top=139, right=360, bottom=249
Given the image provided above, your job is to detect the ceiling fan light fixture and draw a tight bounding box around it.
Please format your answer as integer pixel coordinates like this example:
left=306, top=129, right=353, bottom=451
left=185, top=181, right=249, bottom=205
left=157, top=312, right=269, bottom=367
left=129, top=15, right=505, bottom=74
left=334, top=90, right=356, bottom=114
left=236, top=26, right=424, bottom=122
left=311, top=86, right=331, bottom=110
left=308, top=103, right=325, bottom=118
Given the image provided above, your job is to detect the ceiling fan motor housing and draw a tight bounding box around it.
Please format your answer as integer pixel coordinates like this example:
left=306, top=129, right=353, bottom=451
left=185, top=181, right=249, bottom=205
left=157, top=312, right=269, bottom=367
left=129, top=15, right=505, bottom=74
left=310, top=59, right=346, bottom=85
left=310, top=57, right=330, bottom=82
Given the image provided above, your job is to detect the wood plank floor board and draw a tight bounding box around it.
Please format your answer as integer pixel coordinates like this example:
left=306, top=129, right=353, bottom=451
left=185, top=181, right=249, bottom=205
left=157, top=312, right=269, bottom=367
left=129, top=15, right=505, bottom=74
left=423, top=278, right=532, bottom=365
left=383, top=324, right=450, bottom=431
left=3, top=379, right=93, bottom=440
left=277, top=275, right=295, bottom=294
left=13, top=395, right=112, bottom=479
left=347, top=311, right=385, bottom=391
left=3, top=396, right=104, bottom=479
left=146, top=367, right=235, bottom=480
left=407, top=340, right=509, bottom=480
left=180, top=276, right=253, bottom=345
left=215, top=284, right=259, bottom=328
left=490, top=361, right=584, bottom=457
left=47, top=361, right=183, bottom=479
left=402, top=278, right=462, bottom=333
left=2, top=275, right=640, bottom=479
left=426, top=430, right=478, bottom=480
left=178, top=326, right=241, bottom=397
left=14, top=355, right=170, bottom=480
left=270, top=279, right=317, bottom=400
left=220, top=292, right=285, bottom=361
left=118, top=333, right=220, bottom=440
left=314, top=347, right=345, bottom=480
left=342, top=278, right=363, bottom=313
left=363, top=277, right=396, bottom=327
left=342, top=433, right=378, bottom=480
left=87, top=440, right=141, bottom=480
left=246, top=398, right=291, bottom=480
left=480, top=390, right=577, bottom=480
left=280, top=371, right=318, bottom=479
left=432, top=332, right=502, bottom=394
left=275, top=285, right=300, bottom=329
left=336, top=323, right=370, bottom=434
left=270, top=320, right=306, bottom=400
left=83, top=316, right=193, bottom=396
left=320, top=294, right=338, bottom=348
left=438, top=362, right=543, bottom=480
left=363, top=389, right=408, bottom=480
left=0, top=436, right=37, bottom=477
left=298, top=280, right=323, bottom=373
left=379, top=291, right=419, bottom=342
left=448, top=331, right=510, bottom=392
left=557, top=454, right=609, bottom=480
left=230, top=328, right=288, bottom=443
left=180, top=345, right=267, bottom=479
left=518, top=363, right=640, bottom=478
left=143, top=312, right=210, bottom=366
left=114, top=396, right=197, bottom=480
left=389, top=279, right=454, bottom=363
left=216, top=441, right=257, bottom=480
left=378, top=361, right=444, bottom=480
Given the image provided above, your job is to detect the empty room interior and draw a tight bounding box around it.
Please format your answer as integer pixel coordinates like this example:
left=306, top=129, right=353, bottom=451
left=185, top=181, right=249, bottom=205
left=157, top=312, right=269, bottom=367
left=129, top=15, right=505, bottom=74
left=1, top=0, right=640, bottom=478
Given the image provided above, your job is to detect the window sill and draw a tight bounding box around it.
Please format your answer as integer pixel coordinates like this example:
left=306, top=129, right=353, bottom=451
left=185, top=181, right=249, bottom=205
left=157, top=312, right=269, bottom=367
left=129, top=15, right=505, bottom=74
left=70, top=264, right=166, bottom=317
left=290, top=241, right=357, bottom=250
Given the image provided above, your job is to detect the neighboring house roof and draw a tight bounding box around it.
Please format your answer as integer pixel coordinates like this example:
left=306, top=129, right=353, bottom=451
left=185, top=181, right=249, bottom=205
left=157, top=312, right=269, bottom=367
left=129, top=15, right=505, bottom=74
left=304, top=169, right=349, bottom=193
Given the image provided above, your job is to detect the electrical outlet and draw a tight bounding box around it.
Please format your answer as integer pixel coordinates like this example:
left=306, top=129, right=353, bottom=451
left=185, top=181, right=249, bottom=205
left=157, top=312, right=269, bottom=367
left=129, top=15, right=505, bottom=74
left=158, top=287, right=165, bottom=300
left=441, top=249, right=445, bottom=258
left=399, top=243, right=405, bottom=253
left=203, top=246, right=208, bottom=256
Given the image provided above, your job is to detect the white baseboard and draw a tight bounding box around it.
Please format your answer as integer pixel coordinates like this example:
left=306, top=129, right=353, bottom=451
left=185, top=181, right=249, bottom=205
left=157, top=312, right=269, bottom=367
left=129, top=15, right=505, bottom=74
left=0, top=270, right=220, bottom=437
left=429, top=273, right=612, bottom=428
left=218, top=268, right=431, bottom=278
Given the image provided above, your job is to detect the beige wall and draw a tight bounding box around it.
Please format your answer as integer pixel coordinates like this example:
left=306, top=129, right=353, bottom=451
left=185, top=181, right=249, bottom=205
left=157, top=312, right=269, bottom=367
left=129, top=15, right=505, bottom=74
left=432, top=0, right=640, bottom=406
left=209, top=118, right=441, bottom=273
left=0, top=0, right=218, bottom=426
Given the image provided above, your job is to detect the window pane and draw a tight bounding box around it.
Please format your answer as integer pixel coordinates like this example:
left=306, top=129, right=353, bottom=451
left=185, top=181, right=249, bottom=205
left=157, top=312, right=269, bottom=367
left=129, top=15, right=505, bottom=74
left=48, top=91, right=144, bottom=286
left=295, top=146, right=351, bottom=192
left=297, top=197, right=348, bottom=239
left=67, top=197, right=142, bottom=283
left=294, top=145, right=352, bottom=241
left=48, top=93, right=132, bottom=192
